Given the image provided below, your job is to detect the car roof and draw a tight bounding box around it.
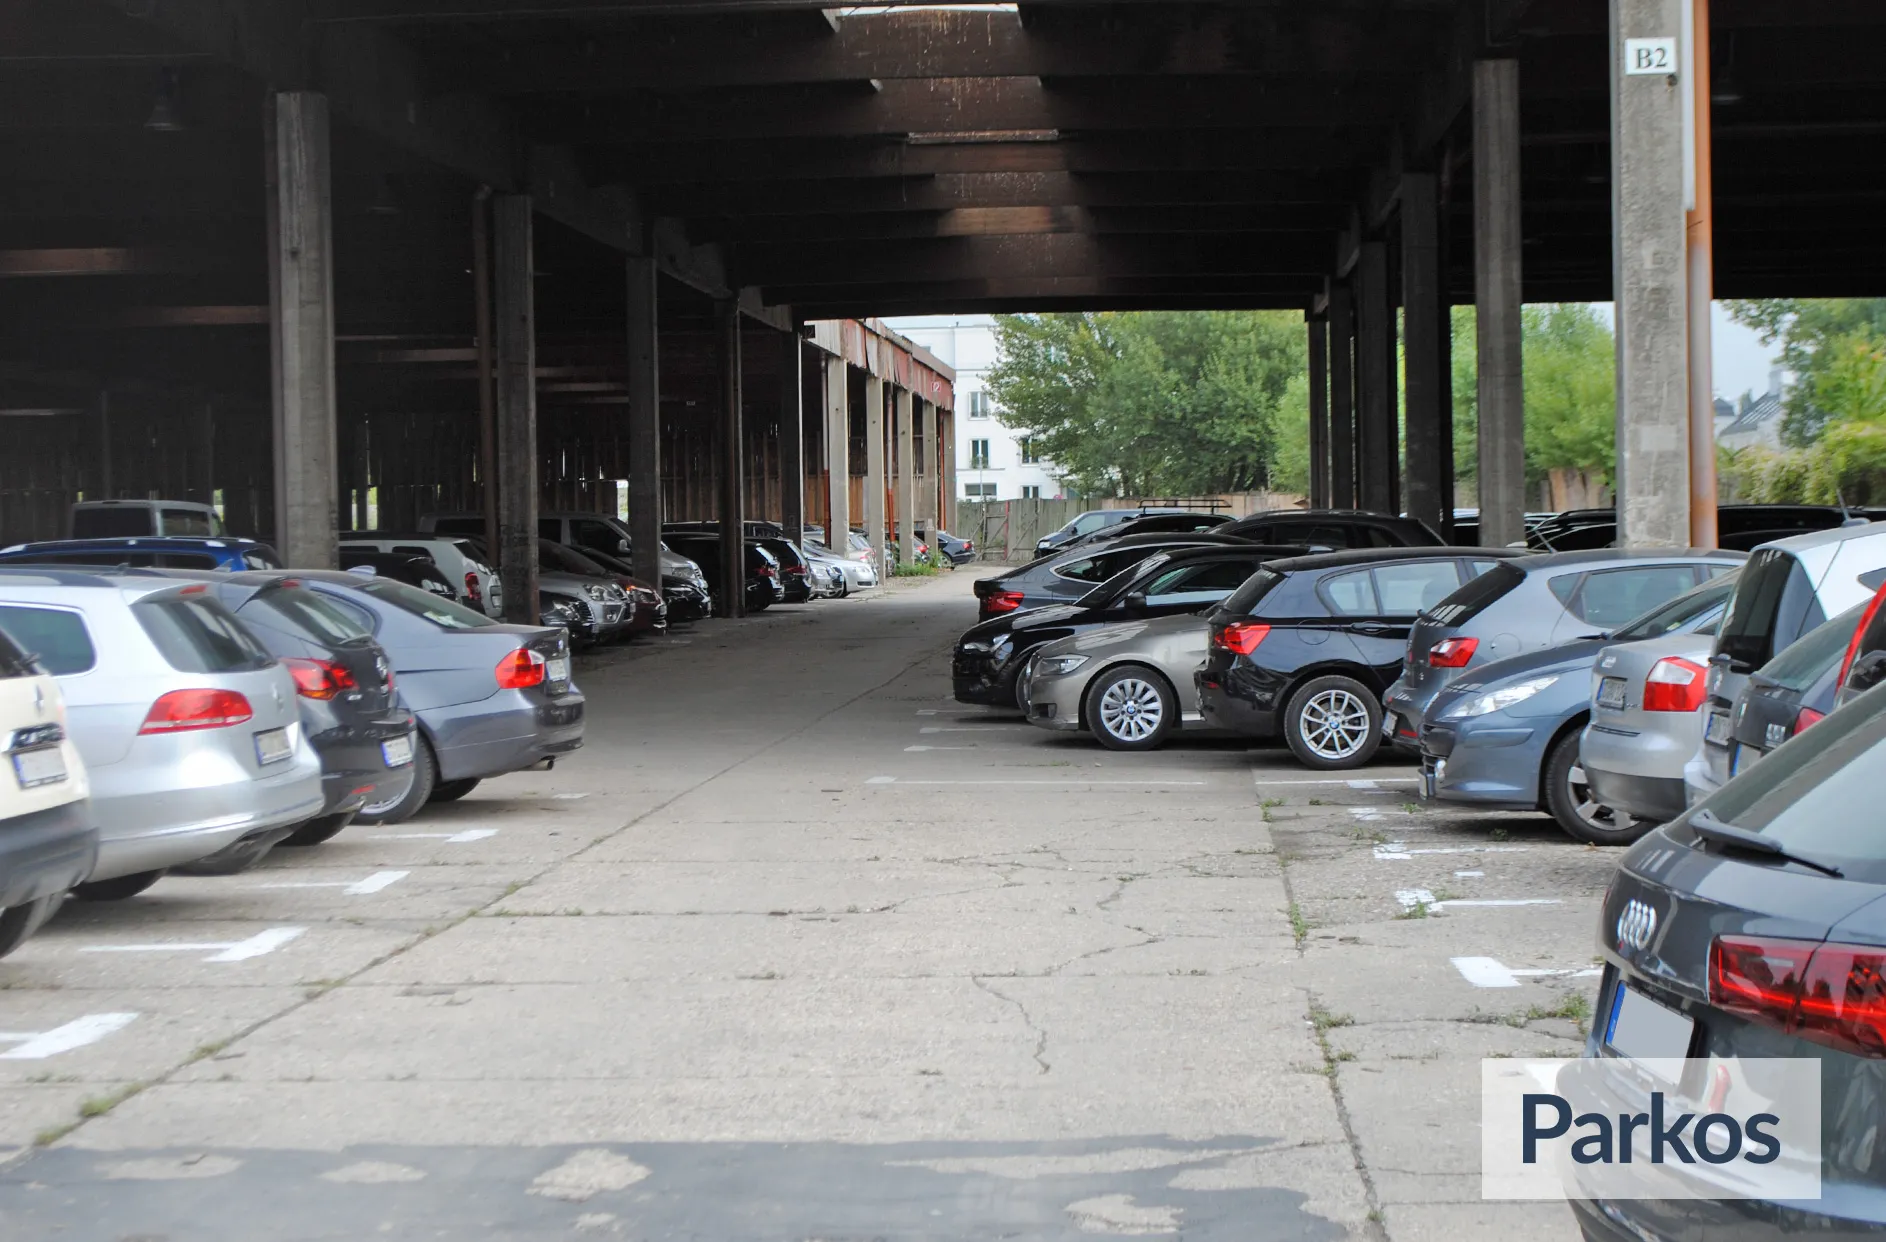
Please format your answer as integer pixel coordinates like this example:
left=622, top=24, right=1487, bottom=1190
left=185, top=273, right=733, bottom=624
left=1267, top=546, right=1528, bottom=574
left=0, top=536, right=266, bottom=552
left=1083, top=531, right=1251, bottom=552
left=1512, top=547, right=1745, bottom=571
left=0, top=566, right=212, bottom=598
left=1755, top=521, right=1886, bottom=556
left=1145, top=543, right=1310, bottom=566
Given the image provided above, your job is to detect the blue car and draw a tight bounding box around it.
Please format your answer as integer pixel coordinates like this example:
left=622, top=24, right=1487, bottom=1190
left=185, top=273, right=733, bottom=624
left=0, top=536, right=282, bottom=573
left=1418, top=574, right=1736, bottom=844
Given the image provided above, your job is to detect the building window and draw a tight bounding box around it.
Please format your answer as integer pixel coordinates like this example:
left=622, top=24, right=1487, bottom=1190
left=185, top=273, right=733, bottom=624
left=968, top=391, right=993, bottom=420
left=1022, top=485, right=1042, bottom=500
left=964, top=483, right=998, bottom=499
left=970, top=439, right=992, bottom=470
left=1018, top=438, right=1041, bottom=465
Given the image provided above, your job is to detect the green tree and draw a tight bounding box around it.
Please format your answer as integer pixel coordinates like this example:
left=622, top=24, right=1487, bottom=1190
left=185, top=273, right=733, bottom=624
left=1521, top=304, right=1617, bottom=507
left=1725, top=299, right=1886, bottom=445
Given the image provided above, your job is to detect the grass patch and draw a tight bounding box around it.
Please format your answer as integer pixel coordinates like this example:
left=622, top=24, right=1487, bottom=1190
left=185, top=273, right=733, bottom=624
left=187, top=1039, right=231, bottom=1064
left=892, top=563, right=937, bottom=578
left=1310, top=1006, right=1354, bottom=1032
left=1524, top=993, right=1594, bottom=1027
left=1489, top=827, right=1510, bottom=842
left=33, top=1122, right=79, bottom=1147
left=1287, top=902, right=1311, bottom=946
left=78, top=1082, right=146, bottom=1119
left=1394, top=898, right=1433, bottom=920
left=1260, top=796, right=1285, bottom=809
left=1306, top=797, right=1326, bottom=806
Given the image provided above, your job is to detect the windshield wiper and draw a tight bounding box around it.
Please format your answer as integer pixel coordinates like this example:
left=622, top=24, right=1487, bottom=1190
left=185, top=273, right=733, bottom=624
left=1690, top=808, right=1844, bottom=878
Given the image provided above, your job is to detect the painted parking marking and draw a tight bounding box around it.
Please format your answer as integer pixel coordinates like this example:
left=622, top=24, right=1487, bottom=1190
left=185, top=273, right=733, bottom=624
left=1373, top=842, right=1529, bottom=861
left=550, top=793, right=588, bottom=801
left=369, top=829, right=498, bottom=844
left=259, top=870, right=409, bottom=896
left=1455, top=870, right=1485, bottom=878
left=867, top=776, right=1209, bottom=787
left=1250, top=775, right=1421, bottom=787
left=903, top=745, right=976, bottom=752
left=0, top=1013, right=139, bottom=1060
left=1452, top=956, right=1603, bottom=989
left=918, top=725, right=1023, bottom=733
left=1397, top=890, right=1562, bottom=913
left=81, top=927, right=305, bottom=963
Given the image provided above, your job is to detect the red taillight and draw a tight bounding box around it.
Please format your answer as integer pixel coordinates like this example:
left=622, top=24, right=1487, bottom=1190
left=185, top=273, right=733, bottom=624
left=1712, top=934, right=1886, bottom=1058
left=1796, top=706, right=1826, bottom=732
left=1212, top=622, right=1271, bottom=655
left=786, top=565, right=809, bottom=577
left=464, top=571, right=481, bottom=602
left=1643, top=656, right=1708, bottom=713
left=495, top=648, right=546, bottom=689
left=986, top=589, right=1025, bottom=614
left=281, top=657, right=358, bottom=701
left=757, top=565, right=776, bottom=578
left=1428, top=636, right=1479, bottom=668
left=139, top=688, right=253, bottom=733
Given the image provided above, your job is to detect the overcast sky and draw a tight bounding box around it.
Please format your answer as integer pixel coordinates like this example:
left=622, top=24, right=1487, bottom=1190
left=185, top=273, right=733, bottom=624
left=1588, top=302, right=1780, bottom=400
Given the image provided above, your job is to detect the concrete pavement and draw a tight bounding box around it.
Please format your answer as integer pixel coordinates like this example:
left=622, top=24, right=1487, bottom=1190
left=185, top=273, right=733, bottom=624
left=0, top=571, right=1606, bottom=1240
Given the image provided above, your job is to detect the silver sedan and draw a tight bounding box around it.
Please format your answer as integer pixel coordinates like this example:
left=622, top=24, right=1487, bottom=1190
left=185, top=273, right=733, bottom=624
left=1020, top=613, right=1216, bottom=750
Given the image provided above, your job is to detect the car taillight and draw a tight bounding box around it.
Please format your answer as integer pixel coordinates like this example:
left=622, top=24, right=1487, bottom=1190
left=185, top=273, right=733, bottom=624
left=757, top=565, right=777, bottom=578
left=281, top=657, right=358, bottom=701
left=986, top=589, right=1025, bottom=614
left=1643, top=657, right=1708, bottom=712
left=786, top=565, right=808, bottom=576
left=1427, top=637, right=1478, bottom=668
left=1796, top=706, right=1825, bottom=732
left=464, top=571, right=481, bottom=602
left=1712, top=934, right=1886, bottom=1058
left=139, top=688, right=254, bottom=733
left=495, top=647, right=547, bottom=689
left=1211, top=622, right=1271, bottom=655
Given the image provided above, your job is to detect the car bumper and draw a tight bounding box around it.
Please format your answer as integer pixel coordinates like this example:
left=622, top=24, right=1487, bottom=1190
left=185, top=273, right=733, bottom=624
left=1419, top=718, right=1543, bottom=808
left=663, top=585, right=711, bottom=621
left=1023, top=669, right=1090, bottom=731
left=1568, top=1162, right=1886, bottom=1240
left=311, top=713, right=418, bottom=817
left=422, top=686, right=586, bottom=783
left=0, top=798, right=97, bottom=907
left=952, top=648, right=1016, bottom=706
left=1581, top=720, right=1698, bottom=822
left=1684, top=744, right=1727, bottom=807
left=1194, top=673, right=1281, bottom=738
left=1381, top=681, right=1442, bottom=752
left=89, top=749, right=326, bottom=881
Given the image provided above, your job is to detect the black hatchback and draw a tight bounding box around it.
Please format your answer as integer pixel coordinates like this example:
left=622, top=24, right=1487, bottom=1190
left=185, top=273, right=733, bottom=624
left=953, top=545, right=1304, bottom=709
left=1723, top=602, right=1866, bottom=781
left=1581, top=679, right=1886, bottom=1239
left=1195, top=546, right=1530, bottom=769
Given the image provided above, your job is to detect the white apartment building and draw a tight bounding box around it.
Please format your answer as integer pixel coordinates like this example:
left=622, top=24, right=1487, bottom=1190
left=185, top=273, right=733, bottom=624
left=881, top=315, right=1067, bottom=501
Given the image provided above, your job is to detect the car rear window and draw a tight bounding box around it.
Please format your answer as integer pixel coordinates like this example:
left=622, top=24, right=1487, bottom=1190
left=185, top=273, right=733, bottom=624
left=242, top=584, right=373, bottom=646
left=1220, top=567, right=1284, bottom=616
left=0, top=606, right=97, bottom=676
left=134, top=591, right=274, bottom=673
left=1719, top=548, right=1825, bottom=673
left=161, top=508, right=215, bottom=536
left=1423, top=561, right=1524, bottom=626
left=70, top=508, right=151, bottom=538
left=1555, top=564, right=1704, bottom=628
left=0, top=622, right=32, bottom=678
left=353, top=578, right=495, bottom=629
left=1757, top=603, right=1866, bottom=692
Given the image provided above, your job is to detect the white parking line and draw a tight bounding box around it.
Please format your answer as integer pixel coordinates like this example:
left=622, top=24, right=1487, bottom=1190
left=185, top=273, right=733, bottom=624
left=1452, top=956, right=1603, bottom=988
left=1455, top=870, right=1485, bottom=878
left=259, top=870, right=409, bottom=896
left=1399, top=891, right=1562, bottom=914
left=866, top=776, right=1209, bottom=787
left=81, top=927, right=305, bottom=963
left=1250, top=775, right=1421, bottom=787
left=0, top=1013, right=139, bottom=1060
left=903, top=745, right=976, bottom=752
left=918, top=726, right=1021, bottom=733
left=1373, top=842, right=1530, bottom=860
left=369, top=829, right=498, bottom=844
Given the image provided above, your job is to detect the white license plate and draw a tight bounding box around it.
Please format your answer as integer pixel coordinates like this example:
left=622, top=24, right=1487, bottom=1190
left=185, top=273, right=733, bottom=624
left=1597, top=677, right=1628, bottom=710
left=1604, top=982, right=1695, bottom=1081
left=381, top=733, right=414, bottom=768
left=11, top=746, right=66, bottom=789
left=546, top=656, right=570, bottom=684
left=1704, top=709, right=1732, bottom=745
left=1381, top=711, right=1400, bottom=738
left=254, top=727, right=292, bottom=766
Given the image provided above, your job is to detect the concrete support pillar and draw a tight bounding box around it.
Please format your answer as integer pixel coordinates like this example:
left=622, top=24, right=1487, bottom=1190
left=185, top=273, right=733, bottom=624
left=264, top=91, right=339, bottom=568
left=716, top=300, right=745, bottom=616
left=896, top=386, right=916, bottom=564
left=1612, top=0, right=1691, bottom=546
left=942, top=407, right=959, bottom=533
left=779, top=331, right=805, bottom=547
left=492, top=194, right=538, bottom=623
left=195, top=402, right=216, bottom=508
left=1402, top=173, right=1453, bottom=536
left=1475, top=59, right=1527, bottom=548
left=626, top=251, right=662, bottom=587
left=1306, top=315, right=1329, bottom=509
left=864, top=372, right=887, bottom=577
left=920, top=397, right=939, bottom=528
left=824, top=355, right=850, bottom=553
left=1328, top=284, right=1356, bottom=509
left=1356, top=241, right=1397, bottom=515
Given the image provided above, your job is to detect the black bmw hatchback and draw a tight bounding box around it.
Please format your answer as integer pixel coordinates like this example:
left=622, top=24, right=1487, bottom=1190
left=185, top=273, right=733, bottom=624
left=953, top=545, right=1304, bottom=709
left=1194, top=546, right=1529, bottom=769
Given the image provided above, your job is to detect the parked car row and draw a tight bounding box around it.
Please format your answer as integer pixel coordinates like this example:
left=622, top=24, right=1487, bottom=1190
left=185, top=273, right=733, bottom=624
left=0, top=562, right=585, bottom=960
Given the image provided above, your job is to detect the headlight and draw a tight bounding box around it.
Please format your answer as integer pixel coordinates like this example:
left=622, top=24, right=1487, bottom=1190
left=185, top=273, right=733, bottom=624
left=585, top=584, right=608, bottom=601
left=991, top=636, right=1014, bottom=658
left=961, top=640, right=992, bottom=654
left=1440, top=675, right=1561, bottom=720
left=1036, top=655, right=1088, bottom=676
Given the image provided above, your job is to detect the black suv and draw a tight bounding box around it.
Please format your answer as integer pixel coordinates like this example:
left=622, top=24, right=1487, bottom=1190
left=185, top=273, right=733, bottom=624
left=1216, top=509, right=1444, bottom=550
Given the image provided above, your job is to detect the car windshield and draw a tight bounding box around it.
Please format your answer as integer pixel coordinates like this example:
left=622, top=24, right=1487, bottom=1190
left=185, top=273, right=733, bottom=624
left=1076, top=553, right=1171, bottom=608
left=353, top=578, right=496, bottom=629
left=1611, top=573, right=1738, bottom=642
left=543, top=543, right=610, bottom=575
left=1756, top=603, right=1867, bottom=692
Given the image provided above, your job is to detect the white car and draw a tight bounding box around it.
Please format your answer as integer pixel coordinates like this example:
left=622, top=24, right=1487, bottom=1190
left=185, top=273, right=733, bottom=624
left=0, top=622, right=94, bottom=957
left=341, top=534, right=504, bottom=618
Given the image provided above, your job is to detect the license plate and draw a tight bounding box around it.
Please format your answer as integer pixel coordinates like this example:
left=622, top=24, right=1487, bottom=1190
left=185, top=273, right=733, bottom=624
left=1704, top=709, right=1732, bottom=745
left=10, top=745, right=66, bottom=789
left=546, top=656, right=570, bottom=684
left=1604, top=982, right=1696, bottom=1080
left=381, top=733, right=414, bottom=768
left=254, top=727, right=292, bottom=766
left=1597, top=677, right=1628, bottom=710
left=1382, top=711, right=1400, bottom=739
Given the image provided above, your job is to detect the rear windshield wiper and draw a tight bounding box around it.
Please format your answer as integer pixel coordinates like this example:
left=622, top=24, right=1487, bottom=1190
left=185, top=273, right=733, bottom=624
left=1690, top=808, right=1844, bottom=878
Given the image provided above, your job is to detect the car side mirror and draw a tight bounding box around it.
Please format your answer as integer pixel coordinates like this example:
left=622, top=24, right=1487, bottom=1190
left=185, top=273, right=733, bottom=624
left=1124, top=591, right=1149, bottom=609
left=1852, top=650, right=1886, bottom=693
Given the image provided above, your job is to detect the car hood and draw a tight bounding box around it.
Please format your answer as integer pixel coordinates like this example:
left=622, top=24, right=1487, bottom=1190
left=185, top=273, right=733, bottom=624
left=1053, top=611, right=1204, bottom=656
left=1010, top=603, right=1086, bottom=632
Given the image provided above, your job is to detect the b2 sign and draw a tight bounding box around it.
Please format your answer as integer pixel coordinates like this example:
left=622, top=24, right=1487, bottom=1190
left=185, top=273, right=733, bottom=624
left=1482, top=1058, right=1821, bottom=1201
left=1624, top=37, right=1678, bottom=76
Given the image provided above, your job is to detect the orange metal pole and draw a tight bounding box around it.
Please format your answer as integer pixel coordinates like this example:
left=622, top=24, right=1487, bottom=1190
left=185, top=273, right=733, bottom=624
left=1686, top=0, right=1719, bottom=547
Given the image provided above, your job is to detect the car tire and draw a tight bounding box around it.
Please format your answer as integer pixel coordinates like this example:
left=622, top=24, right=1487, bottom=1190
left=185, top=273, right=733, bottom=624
left=1283, top=675, right=1383, bottom=770
left=1085, top=665, right=1178, bottom=752
left=352, top=735, right=438, bottom=826
left=431, top=778, right=481, bottom=804
left=72, top=870, right=166, bottom=902
left=0, top=894, right=61, bottom=959
left=1543, top=731, right=1652, bottom=845
left=1014, top=652, right=1040, bottom=718
left=278, top=813, right=354, bottom=847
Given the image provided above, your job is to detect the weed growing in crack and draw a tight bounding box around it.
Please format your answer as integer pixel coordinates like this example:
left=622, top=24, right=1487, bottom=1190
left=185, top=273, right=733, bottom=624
left=1394, top=899, right=1433, bottom=920
left=1489, top=827, right=1510, bottom=842
left=79, top=1081, right=146, bottom=1119
left=1310, top=1006, right=1355, bottom=1032
left=1287, top=902, right=1310, bottom=946
left=1260, top=796, right=1285, bottom=809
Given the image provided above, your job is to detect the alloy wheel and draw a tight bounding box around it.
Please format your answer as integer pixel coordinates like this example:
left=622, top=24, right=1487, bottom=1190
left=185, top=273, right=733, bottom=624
left=1299, top=688, right=1372, bottom=761
left=1098, top=677, right=1165, bottom=742
left=1015, top=654, right=1037, bottom=715
left=1566, top=762, right=1634, bottom=832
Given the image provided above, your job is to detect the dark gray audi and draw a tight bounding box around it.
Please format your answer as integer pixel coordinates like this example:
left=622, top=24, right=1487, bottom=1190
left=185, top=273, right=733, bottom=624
left=1580, top=678, right=1886, bottom=1239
